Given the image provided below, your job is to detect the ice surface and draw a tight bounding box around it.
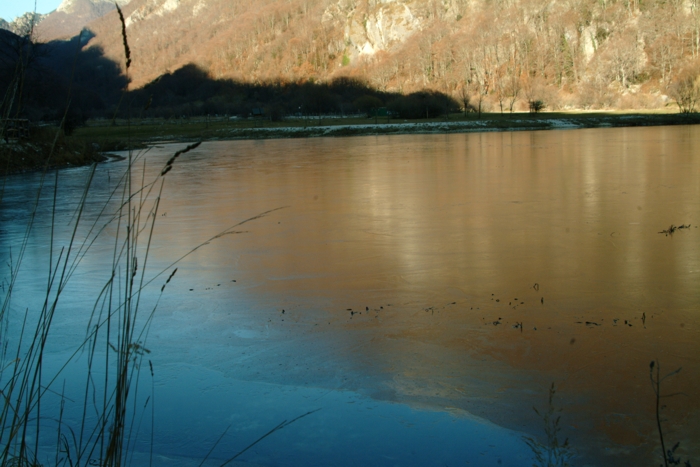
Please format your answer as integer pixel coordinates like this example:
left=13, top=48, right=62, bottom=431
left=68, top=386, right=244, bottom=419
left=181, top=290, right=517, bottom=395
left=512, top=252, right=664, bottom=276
left=2, top=126, right=699, bottom=465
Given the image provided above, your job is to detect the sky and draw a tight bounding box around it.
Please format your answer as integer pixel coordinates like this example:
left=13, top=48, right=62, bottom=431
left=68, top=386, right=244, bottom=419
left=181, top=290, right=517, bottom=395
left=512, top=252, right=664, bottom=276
left=0, top=0, right=62, bottom=22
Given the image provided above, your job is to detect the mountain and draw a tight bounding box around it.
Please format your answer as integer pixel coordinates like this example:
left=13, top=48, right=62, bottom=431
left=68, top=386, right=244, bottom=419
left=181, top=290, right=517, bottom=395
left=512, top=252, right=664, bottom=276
left=0, top=0, right=126, bottom=41
left=0, top=12, right=47, bottom=36
left=36, top=0, right=131, bottom=40
left=75, top=0, right=699, bottom=111
left=3, top=0, right=699, bottom=114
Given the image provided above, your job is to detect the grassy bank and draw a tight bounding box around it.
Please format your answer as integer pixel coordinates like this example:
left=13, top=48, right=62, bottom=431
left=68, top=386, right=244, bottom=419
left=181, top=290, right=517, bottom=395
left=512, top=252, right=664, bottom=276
left=74, top=110, right=700, bottom=143
left=0, top=127, right=110, bottom=175
left=4, top=111, right=700, bottom=174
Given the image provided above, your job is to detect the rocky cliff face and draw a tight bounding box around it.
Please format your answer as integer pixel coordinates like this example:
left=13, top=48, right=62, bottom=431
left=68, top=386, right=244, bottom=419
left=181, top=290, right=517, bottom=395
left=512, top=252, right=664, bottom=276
left=322, top=0, right=425, bottom=58
left=0, top=12, right=46, bottom=36
left=124, top=0, right=184, bottom=27
left=56, top=0, right=130, bottom=15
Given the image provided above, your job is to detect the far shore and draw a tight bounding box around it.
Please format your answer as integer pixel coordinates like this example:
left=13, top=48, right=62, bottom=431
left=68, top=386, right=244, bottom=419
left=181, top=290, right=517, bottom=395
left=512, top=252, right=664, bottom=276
left=84, top=111, right=700, bottom=145
left=176, top=111, right=700, bottom=142
left=3, top=111, right=700, bottom=174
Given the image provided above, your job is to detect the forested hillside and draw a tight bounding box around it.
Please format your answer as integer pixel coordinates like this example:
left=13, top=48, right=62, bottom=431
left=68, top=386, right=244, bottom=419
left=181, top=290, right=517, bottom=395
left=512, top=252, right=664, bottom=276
left=3, top=0, right=700, bottom=119
left=79, top=0, right=700, bottom=111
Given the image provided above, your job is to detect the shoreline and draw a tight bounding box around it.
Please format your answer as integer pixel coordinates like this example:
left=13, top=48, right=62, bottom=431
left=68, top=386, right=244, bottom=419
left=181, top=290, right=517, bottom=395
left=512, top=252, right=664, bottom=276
left=191, top=112, right=700, bottom=142
left=3, top=113, right=700, bottom=174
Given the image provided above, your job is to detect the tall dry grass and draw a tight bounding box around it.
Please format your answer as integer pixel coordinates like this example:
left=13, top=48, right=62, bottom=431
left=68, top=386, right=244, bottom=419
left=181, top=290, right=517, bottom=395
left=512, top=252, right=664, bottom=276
left=0, top=125, right=205, bottom=467
left=0, top=9, right=194, bottom=466
left=1, top=8, right=301, bottom=465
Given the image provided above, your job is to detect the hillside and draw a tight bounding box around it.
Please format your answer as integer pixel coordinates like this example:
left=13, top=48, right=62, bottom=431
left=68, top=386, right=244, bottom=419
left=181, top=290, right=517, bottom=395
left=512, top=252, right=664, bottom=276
left=36, top=0, right=131, bottom=41
left=0, top=0, right=130, bottom=41
left=0, top=12, right=47, bottom=36
left=77, top=0, right=700, bottom=111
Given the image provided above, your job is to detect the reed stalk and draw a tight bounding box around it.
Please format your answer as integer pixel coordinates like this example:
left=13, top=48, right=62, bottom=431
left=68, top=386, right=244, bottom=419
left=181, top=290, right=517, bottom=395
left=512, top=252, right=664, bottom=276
left=1, top=8, right=299, bottom=466
left=1, top=8, right=175, bottom=465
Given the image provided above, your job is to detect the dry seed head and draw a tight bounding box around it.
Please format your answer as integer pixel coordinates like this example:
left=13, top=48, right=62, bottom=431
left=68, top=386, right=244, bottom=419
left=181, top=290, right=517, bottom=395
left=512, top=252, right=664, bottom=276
left=161, top=141, right=202, bottom=176
left=166, top=268, right=178, bottom=283
left=115, top=3, right=131, bottom=70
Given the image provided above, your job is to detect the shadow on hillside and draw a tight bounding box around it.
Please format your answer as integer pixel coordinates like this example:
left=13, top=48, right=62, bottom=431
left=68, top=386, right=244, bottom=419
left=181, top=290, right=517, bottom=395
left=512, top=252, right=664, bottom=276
left=127, top=63, right=460, bottom=120
left=1, top=28, right=459, bottom=124
left=0, top=28, right=127, bottom=124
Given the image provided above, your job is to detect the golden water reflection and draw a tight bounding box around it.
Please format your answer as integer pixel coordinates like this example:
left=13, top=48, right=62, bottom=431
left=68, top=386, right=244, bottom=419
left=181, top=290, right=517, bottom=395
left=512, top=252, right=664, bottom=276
left=145, top=127, right=700, bottom=465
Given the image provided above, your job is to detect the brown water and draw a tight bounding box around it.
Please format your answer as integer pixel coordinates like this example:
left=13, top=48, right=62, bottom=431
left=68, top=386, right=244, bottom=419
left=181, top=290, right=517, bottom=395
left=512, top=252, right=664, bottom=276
left=139, top=126, right=699, bottom=465
left=3, top=126, right=699, bottom=465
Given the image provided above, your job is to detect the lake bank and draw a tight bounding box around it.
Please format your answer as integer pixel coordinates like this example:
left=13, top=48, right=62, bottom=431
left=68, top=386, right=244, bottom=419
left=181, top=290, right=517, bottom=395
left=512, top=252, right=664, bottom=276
left=0, top=134, right=107, bottom=175
left=190, top=112, right=700, bottom=142
left=3, top=112, right=700, bottom=174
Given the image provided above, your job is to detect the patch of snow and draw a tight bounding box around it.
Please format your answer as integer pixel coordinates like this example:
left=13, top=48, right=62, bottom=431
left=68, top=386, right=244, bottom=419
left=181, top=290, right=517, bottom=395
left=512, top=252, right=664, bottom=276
left=208, top=118, right=597, bottom=142
left=545, top=119, right=582, bottom=129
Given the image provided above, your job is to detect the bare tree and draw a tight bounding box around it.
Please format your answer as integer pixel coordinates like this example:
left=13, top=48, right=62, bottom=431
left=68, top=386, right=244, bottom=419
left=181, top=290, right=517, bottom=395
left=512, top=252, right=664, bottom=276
left=506, top=68, right=521, bottom=112
left=599, top=29, right=644, bottom=89
left=458, top=84, right=473, bottom=116
left=668, top=66, right=700, bottom=113
left=493, top=68, right=507, bottom=113
left=468, top=68, right=489, bottom=119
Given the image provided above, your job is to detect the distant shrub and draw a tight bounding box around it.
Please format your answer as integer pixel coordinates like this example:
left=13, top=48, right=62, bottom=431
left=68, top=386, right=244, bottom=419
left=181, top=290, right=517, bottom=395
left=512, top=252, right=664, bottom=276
left=529, top=100, right=546, bottom=113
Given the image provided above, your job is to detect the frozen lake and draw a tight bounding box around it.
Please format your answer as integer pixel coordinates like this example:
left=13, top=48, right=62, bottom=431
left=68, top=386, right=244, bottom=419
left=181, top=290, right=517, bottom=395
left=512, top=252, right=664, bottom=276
left=2, top=126, right=699, bottom=466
